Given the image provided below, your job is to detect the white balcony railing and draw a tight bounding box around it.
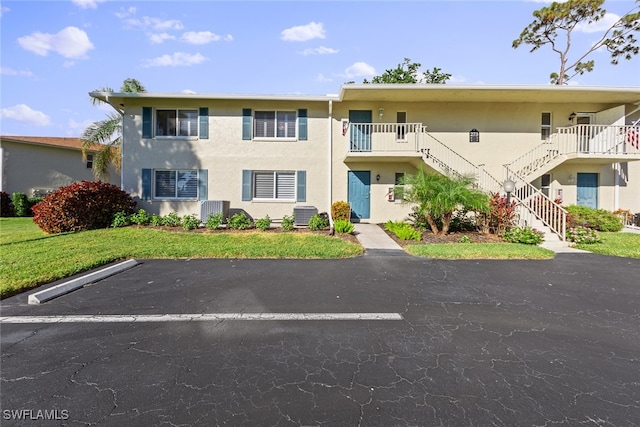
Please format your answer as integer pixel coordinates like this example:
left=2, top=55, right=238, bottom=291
left=557, top=124, right=640, bottom=154
left=348, top=123, right=423, bottom=153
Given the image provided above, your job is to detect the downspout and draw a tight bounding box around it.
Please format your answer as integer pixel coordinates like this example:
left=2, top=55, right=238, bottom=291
left=328, top=99, right=334, bottom=235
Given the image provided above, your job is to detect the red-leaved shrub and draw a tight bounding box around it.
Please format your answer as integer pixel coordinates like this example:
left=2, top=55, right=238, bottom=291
left=32, top=181, right=136, bottom=233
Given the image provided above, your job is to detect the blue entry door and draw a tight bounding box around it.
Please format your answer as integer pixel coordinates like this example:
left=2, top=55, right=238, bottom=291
left=577, top=173, right=598, bottom=208
left=348, top=171, right=370, bottom=220
left=349, top=110, right=372, bottom=152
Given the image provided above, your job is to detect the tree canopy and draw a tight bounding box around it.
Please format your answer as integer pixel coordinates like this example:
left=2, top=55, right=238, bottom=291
left=362, top=58, right=451, bottom=84
left=513, top=0, right=640, bottom=85
left=82, top=78, right=146, bottom=180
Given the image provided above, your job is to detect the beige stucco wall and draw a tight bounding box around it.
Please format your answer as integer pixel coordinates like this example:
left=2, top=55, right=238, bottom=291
left=0, top=140, right=119, bottom=196
left=121, top=99, right=331, bottom=220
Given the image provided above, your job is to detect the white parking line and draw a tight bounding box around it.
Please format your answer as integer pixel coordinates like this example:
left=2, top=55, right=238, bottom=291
left=0, top=313, right=403, bottom=323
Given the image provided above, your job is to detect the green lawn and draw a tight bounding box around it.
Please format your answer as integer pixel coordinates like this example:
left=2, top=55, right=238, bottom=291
left=0, top=218, right=363, bottom=298
left=407, top=243, right=555, bottom=259
left=572, top=231, right=640, bottom=258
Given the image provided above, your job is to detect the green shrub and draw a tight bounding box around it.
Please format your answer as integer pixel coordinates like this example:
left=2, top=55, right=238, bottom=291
left=11, top=193, right=30, bottom=217
left=308, top=213, right=329, bottom=231
left=384, top=220, right=422, bottom=241
left=112, top=211, right=131, bottom=228
left=331, top=201, right=351, bottom=221
left=255, top=215, right=271, bottom=231
left=182, top=214, right=201, bottom=231
left=333, top=219, right=354, bottom=234
left=502, top=226, right=544, bottom=245
left=205, top=212, right=224, bottom=230
left=162, top=211, right=182, bottom=227
left=1, top=191, right=15, bottom=217
left=567, top=226, right=602, bottom=244
left=459, top=235, right=471, bottom=243
left=228, top=212, right=253, bottom=230
left=130, top=208, right=151, bottom=225
left=32, top=181, right=135, bottom=234
left=566, top=205, right=623, bottom=232
left=281, top=214, right=295, bottom=231
left=150, top=214, right=163, bottom=227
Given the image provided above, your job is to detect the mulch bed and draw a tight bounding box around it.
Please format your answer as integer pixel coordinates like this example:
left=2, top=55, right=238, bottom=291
left=376, top=223, right=504, bottom=247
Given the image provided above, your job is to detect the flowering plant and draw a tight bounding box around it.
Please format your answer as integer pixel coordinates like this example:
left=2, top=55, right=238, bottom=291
left=567, top=226, right=601, bottom=244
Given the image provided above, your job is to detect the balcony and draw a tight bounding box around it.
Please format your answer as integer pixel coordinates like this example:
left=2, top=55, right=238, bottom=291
left=343, top=123, right=425, bottom=163
left=557, top=124, right=640, bottom=162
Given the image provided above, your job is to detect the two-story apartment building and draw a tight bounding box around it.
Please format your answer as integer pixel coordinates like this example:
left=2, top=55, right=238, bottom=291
left=92, top=84, right=640, bottom=238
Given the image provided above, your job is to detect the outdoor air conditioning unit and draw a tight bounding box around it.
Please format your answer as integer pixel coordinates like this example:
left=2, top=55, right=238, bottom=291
left=293, top=206, right=318, bottom=227
left=200, top=200, right=230, bottom=222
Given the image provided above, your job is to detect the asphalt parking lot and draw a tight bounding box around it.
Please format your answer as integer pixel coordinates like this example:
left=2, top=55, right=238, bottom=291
left=2, top=252, right=640, bottom=426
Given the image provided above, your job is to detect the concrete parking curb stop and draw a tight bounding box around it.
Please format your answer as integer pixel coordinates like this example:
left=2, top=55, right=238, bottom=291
left=27, top=259, right=138, bottom=305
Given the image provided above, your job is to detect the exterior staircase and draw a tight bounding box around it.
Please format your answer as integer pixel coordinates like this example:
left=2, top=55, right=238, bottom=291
left=421, top=129, right=567, bottom=240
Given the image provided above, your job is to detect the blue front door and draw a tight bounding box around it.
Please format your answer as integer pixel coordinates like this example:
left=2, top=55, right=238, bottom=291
left=577, top=173, right=598, bottom=208
left=348, top=171, right=370, bottom=220
left=349, top=110, right=372, bottom=152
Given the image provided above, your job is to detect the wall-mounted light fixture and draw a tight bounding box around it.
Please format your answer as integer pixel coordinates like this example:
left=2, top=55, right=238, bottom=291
left=568, top=112, right=576, bottom=122
left=376, top=174, right=381, bottom=182
left=469, top=128, right=480, bottom=143
left=378, top=108, right=384, bottom=120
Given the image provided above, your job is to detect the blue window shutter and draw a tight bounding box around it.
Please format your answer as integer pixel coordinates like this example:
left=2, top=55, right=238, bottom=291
left=198, top=169, right=208, bottom=200
left=298, top=109, right=307, bottom=141
left=199, top=108, right=209, bottom=139
left=242, top=170, right=252, bottom=201
left=242, top=108, right=252, bottom=140
left=142, top=107, right=152, bottom=138
left=142, top=168, right=152, bottom=200
left=296, top=170, right=306, bottom=202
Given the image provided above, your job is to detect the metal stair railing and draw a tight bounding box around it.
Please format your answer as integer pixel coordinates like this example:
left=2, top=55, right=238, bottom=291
left=508, top=134, right=562, bottom=180
left=421, top=129, right=566, bottom=240
left=505, top=165, right=567, bottom=240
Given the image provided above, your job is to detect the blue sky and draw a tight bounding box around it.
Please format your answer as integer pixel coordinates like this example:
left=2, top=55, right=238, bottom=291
left=1, top=0, right=639, bottom=137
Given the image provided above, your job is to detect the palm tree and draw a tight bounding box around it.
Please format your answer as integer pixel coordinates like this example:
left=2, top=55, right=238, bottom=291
left=401, top=168, right=490, bottom=235
left=82, top=78, right=146, bottom=180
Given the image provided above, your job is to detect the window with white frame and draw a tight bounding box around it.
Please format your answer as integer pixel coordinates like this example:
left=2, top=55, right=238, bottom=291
left=253, top=171, right=296, bottom=200
left=541, top=112, right=552, bottom=141
left=154, top=170, right=198, bottom=199
left=156, top=109, right=198, bottom=137
left=254, top=111, right=296, bottom=138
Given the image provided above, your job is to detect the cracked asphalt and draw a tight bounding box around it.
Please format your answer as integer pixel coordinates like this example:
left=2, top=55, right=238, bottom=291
left=1, top=252, right=640, bottom=426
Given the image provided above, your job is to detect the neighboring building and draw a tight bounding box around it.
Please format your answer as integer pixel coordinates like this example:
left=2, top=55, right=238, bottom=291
left=91, top=85, right=640, bottom=238
left=0, top=136, right=120, bottom=196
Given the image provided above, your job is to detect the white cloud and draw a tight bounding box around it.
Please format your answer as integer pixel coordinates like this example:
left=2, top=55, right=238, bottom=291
left=1, top=67, right=34, bottom=77
left=143, top=52, right=208, bottom=67
left=17, top=26, right=94, bottom=58
left=0, top=6, right=10, bottom=17
left=71, top=0, right=107, bottom=9
left=182, top=89, right=197, bottom=94
left=149, top=33, right=176, bottom=44
left=67, top=118, right=94, bottom=134
left=300, top=46, right=339, bottom=56
left=124, top=16, right=183, bottom=31
left=281, top=21, right=325, bottom=42
left=316, top=73, right=333, bottom=83
left=115, top=7, right=136, bottom=19
left=181, top=31, right=221, bottom=45
left=341, top=62, right=376, bottom=79
left=1, top=104, right=51, bottom=126
left=576, top=12, right=621, bottom=34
